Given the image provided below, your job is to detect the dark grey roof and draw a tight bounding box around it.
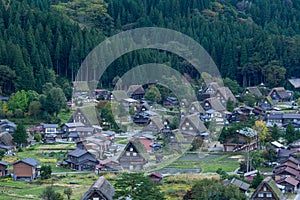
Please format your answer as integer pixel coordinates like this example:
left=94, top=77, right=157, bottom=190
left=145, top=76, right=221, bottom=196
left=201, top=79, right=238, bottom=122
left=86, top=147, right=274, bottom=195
left=75, top=127, right=94, bottom=132
left=64, top=122, right=85, bottom=128
left=0, top=144, right=14, bottom=150
left=68, top=132, right=79, bottom=137
left=224, top=178, right=250, bottom=191
left=289, top=79, right=300, bottom=88
left=81, top=176, right=115, bottom=200
left=42, top=124, right=58, bottom=128
left=13, top=158, right=40, bottom=167
left=68, top=148, right=88, bottom=157
left=283, top=114, right=300, bottom=119
left=0, top=160, right=9, bottom=166
left=0, top=119, right=16, bottom=128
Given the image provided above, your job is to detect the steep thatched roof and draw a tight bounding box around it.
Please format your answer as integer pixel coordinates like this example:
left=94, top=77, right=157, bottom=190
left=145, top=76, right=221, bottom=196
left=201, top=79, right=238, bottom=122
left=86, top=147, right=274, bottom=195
left=0, top=132, right=13, bottom=146
left=242, top=87, right=262, bottom=97
left=204, top=97, right=226, bottom=112
left=81, top=176, right=115, bottom=200
left=250, top=177, right=284, bottom=200
left=111, top=90, right=128, bottom=101
left=188, top=101, right=205, bottom=114
left=216, top=87, right=237, bottom=103
left=118, top=138, right=149, bottom=161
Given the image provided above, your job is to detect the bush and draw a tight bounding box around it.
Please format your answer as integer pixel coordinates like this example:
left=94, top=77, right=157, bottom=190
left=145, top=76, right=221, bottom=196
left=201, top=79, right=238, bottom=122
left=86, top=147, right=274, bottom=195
left=14, top=109, right=24, bottom=118
left=5, top=110, right=13, bottom=118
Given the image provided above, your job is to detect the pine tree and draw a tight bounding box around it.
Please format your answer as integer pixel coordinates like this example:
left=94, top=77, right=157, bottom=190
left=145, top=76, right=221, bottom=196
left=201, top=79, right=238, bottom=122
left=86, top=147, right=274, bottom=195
left=13, top=124, right=28, bottom=147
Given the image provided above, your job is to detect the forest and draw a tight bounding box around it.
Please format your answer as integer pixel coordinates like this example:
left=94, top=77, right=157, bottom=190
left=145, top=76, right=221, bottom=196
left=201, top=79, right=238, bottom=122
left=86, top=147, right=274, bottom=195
left=1, top=0, right=300, bottom=95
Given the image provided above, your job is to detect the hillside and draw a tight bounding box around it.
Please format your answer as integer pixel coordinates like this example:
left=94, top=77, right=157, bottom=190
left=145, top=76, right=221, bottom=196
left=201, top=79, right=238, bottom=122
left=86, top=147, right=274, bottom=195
left=1, top=0, right=300, bottom=95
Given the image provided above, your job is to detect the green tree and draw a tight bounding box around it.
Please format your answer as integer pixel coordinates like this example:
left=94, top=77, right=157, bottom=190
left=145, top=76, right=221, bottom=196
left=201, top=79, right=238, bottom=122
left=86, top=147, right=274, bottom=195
left=40, top=186, right=63, bottom=200
left=269, top=124, right=281, bottom=141
left=8, top=90, right=28, bottom=112
left=285, top=122, right=296, bottom=144
left=250, top=150, right=264, bottom=169
left=183, top=178, right=247, bottom=200
left=13, top=124, right=28, bottom=147
left=223, top=77, right=240, bottom=95
left=251, top=172, right=264, bottom=189
left=29, top=101, right=41, bottom=119
left=40, top=165, right=52, bottom=180
left=114, top=173, right=165, bottom=200
left=63, top=187, right=72, bottom=200
left=44, top=87, right=66, bottom=116
left=226, top=99, right=235, bottom=112
left=0, top=150, right=5, bottom=160
left=144, top=86, right=162, bottom=103
left=34, top=133, right=42, bottom=142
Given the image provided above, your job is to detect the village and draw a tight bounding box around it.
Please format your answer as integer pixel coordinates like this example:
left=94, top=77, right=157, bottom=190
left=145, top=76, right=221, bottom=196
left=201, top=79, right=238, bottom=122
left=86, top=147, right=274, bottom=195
left=1, top=77, right=300, bottom=199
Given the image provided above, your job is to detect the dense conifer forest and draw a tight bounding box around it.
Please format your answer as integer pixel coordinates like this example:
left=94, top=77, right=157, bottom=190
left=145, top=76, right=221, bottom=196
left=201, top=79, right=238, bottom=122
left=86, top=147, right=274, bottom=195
left=1, top=0, right=300, bottom=95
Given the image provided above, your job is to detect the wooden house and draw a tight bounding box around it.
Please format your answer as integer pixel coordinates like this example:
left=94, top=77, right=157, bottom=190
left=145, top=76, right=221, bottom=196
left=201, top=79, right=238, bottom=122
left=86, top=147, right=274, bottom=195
left=148, top=171, right=163, bottom=183
left=62, top=122, right=85, bottom=133
left=163, top=97, right=179, bottom=107
left=179, top=113, right=208, bottom=142
left=66, top=148, right=98, bottom=171
left=13, top=158, right=40, bottom=181
left=142, top=116, right=164, bottom=134
left=68, top=106, right=100, bottom=127
left=81, top=176, right=115, bottom=200
left=260, top=97, right=274, bottom=111
left=223, top=178, right=250, bottom=194
left=118, top=138, right=149, bottom=171
left=0, top=161, right=8, bottom=177
left=95, top=159, right=122, bottom=173
left=276, top=177, right=299, bottom=193
left=242, top=87, right=262, bottom=97
left=222, top=127, right=257, bottom=152
left=273, top=166, right=300, bottom=180
left=94, top=89, right=111, bottom=100
left=187, top=101, right=205, bottom=115
left=202, top=97, right=226, bottom=112
left=0, top=119, right=16, bottom=134
left=268, top=87, right=293, bottom=102
left=200, top=82, right=220, bottom=100
left=250, top=177, right=285, bottom=200
left=280, top=157, right=300, bottom=170
left=41, top=124, right=58, bottom=134
left=127, top=85, right=145, bottom=99
left=215, top=86, right=237, bottom=105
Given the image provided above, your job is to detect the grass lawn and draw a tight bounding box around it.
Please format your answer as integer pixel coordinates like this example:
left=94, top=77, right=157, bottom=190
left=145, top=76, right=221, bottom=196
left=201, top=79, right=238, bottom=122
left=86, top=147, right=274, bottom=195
left=0, top=173, right=96, bottom=200
left=166, top=152, right=243, bottom=173
left=160, top=174, right=220, bottom=200
left=2, top=143, right=76, bottom=173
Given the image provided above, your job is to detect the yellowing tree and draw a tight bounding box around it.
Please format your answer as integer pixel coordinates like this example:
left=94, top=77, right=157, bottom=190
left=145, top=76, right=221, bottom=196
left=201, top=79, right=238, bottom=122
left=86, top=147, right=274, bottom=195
left=254, top=120, right=268, bottom=148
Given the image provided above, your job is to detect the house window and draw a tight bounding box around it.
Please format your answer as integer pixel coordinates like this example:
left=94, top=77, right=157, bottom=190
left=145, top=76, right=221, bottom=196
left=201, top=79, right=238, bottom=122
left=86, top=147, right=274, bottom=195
left=133, top=152, right=137, bottom=156
left=126, top=152, right=130, bottom=156
left=93, top=198, right=99, bottom=200
left=266, top=193, right=272, bottom=197
left=263, top=186, right=267, bottom=191
left=130, top=148, right=133, bottom=151
left=258, top=193, right=264, bottom=197
left=182, top=127, right=186, bottom=130
left=186, top=122, right=189, bottom=126
left=189, top=127, right=193, bottom=130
